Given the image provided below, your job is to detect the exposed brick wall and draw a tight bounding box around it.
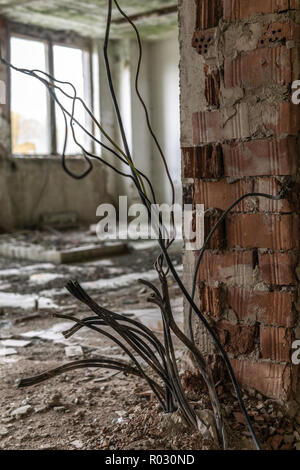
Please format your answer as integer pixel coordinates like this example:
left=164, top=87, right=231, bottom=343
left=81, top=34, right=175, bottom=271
left=179, top=0, right=300, bottom=400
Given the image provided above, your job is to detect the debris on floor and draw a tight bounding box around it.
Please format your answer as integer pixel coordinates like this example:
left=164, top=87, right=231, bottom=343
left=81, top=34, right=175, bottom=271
left=0, top=230, right=299, bottom=451
left=0, top=229, right=128, bottom=264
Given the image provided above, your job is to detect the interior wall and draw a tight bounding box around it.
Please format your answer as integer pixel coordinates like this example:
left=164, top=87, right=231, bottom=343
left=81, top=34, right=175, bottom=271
left=98, top=34, right=181, bottom=209
left=179, top=0, right=300, bottom=401
left=148, top=35, right=181, bottom=205
left=129, top=40, right=153, bottom=205
left=0, top=16, right=181, bottom=231
left=0, top=157, right=108, bottom=229
left=0, top=18, right=111, bottom=231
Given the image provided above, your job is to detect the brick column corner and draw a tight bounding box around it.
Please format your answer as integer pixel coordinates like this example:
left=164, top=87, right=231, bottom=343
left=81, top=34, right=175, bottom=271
left=179, top=0, right=300, bottom=401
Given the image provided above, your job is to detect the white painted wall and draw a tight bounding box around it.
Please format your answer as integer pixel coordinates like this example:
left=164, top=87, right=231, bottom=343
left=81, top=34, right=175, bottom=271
left=148, top=35, right=181, bottom=205
left=130, top=40, right=153, bottom=205
left=97, top=34, right=181, bottom=209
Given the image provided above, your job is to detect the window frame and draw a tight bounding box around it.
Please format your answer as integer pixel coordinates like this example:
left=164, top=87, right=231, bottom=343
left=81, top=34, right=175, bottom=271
left=8, top=21, right=95, bottom=158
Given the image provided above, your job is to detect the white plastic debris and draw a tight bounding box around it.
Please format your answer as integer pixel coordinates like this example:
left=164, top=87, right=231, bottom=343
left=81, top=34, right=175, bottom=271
left=0, top=292, right=58, bottom=310
left=11, top=405, right=32, bottom=417
left=65, top=346, right=84, bottom=358
left=29, top=273, right=63, bottom=284
left=0, top=348, right=17, bottom=357
left=0, top=339, right=31, bottom=348
left=71, top=439, right=84, bottom=449
left=0, top=426, right=9, bottom=436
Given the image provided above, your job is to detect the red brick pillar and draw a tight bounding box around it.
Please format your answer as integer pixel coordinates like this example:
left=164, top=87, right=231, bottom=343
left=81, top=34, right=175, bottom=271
left=180, top=0, right=300, bottom=400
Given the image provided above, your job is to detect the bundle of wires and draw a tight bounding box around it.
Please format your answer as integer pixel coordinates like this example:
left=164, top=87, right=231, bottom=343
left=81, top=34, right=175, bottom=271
left=0, top=0, right=289, bottom=450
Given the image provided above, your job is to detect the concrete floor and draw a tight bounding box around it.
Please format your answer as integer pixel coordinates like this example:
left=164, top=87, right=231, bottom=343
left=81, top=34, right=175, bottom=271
left=0, top=228, right=185, bottom=449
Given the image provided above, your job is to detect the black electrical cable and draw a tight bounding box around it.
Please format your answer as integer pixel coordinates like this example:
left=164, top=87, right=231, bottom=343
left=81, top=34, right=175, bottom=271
left=102, top=1, right=169, bottom=244
left=0, top=5, right=281, bottom=448
left=1, top=60, right=125, bottom=173
left=2, top=56, right=164, bottom=212
left=188, top=190, right=286, bottom=342
left=113, top=0, right=177, bottom=260
left=103, top=0, right=134, bottom=167
left=62, top=284, right=168, bottom=410
left=113, top=0, right=176, bottom=213
left=103, top=1, right=268, bottom=450
left=103, top=1, right=172, bottom=251
left=0, top=55, right=159, bottom=204
left=41, top=68, right=159, bottom=205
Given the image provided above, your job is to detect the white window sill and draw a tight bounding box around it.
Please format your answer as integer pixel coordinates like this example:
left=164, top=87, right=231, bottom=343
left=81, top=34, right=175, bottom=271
left=11, top=154, right=85, bottom=161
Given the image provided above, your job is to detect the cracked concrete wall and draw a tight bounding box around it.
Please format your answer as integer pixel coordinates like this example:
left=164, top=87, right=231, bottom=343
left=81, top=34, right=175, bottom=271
left=179, top=0, right=300, bottom=400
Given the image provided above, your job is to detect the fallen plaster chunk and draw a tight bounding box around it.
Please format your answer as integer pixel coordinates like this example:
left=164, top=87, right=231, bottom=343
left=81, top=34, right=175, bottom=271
left=196, top=410, right=218, bottom=444
left=81, top=269, right=158, bottom=291
left=29, top=273, right=64, bottom=284
left=0, top=426, right=9, bottom=436
left=0, top=348, right=17, bottom=357
left=65, top=346, right=84, bottom=358
left=40, top=269, right=159, bottom=298
left=11, top=405, right=32, bottom=418
left=123, top=297, right=183, bottom=332
left=0, top=268, right=23, bottom=278
left=0, top=292, right=58, bottom=310
left=71, top=439, right=84, bottom=449
left=34, top=405, right=49, bottom=414
left=0, top=264, right=55, bottom=278
left=159, top=409, right=189, bottom=435
left=21, top=322, right=73, bottom=344
left=0, top=339, right=32, bottom=348
left=53, top=406, right=65, bottom=412
left=85, top=259, right=114, bottom=266
left=0, top=241, right=128, bottom=264
left=0, top=357, right=20, bottom=364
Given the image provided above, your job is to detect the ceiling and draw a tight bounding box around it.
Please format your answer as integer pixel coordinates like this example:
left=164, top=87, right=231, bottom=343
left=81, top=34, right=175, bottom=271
left=0, top=0, right=178, bottom=39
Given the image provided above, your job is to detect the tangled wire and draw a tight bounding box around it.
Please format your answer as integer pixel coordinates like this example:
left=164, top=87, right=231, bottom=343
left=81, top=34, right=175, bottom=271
left=0, top=0, right=289, bottom=450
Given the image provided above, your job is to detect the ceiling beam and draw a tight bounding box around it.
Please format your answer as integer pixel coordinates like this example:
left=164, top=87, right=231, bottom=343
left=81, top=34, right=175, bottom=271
left=111, top=5, right=178, bottom=25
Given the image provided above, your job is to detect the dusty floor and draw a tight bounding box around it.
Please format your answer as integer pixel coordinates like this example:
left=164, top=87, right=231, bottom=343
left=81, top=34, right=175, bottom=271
left=0, top=229, right=300, bottom=451
left=0, top=230, right=186, bottom=450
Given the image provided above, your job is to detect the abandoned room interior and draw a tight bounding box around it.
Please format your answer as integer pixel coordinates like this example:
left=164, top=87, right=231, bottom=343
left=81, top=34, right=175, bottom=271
left=0, top=0, right=300, bottom=453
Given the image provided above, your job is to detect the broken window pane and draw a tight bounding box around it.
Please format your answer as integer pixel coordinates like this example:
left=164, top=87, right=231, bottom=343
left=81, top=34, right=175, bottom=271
left=53, top=44, right=91, bottom=155
left=10, top=36, right=50, bottom=155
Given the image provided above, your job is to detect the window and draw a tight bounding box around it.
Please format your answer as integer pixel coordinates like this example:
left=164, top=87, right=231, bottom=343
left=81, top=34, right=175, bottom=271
left=10, top=37, right=50, bottom=155
left=119, top=62, right=132, bottom=155
left=53, top=44, right=91, bottom=155
left=10, top=32, right=93, bottom=156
